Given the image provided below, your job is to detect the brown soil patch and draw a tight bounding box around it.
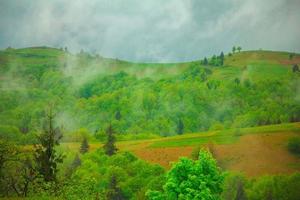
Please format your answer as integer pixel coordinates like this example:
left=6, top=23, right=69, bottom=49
left=133, top=146, right=194, bottom=168
left=131, top=132, right=300, bottom=176
left=279, top=57, right=300, bottom=65
left=214, top=133, right=300, bottom=176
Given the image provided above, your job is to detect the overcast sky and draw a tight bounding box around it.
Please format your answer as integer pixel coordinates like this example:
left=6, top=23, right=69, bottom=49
left=0, top=0, right=299, bottom=62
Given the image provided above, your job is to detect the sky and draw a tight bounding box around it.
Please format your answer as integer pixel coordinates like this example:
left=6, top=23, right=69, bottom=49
left=0, top=0, right=300, bottom=62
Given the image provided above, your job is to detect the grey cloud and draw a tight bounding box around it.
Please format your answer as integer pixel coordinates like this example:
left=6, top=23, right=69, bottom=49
left=0, top=0, right=299, bottom=62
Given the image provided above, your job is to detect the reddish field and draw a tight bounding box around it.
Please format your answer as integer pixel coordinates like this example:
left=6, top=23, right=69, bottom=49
left=130, top=132, right=300, bottom=176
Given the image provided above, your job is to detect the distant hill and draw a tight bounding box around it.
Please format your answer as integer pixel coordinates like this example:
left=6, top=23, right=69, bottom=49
left=0, top=47, right=299, bottom=143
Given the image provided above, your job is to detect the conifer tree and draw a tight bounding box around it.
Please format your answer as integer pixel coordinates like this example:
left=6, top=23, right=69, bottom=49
left=177, top=119, right=184, bottom=135
left=220, top=52, right=224, bottom=66
left=103, top=124, right=118, bottom=156
left=203, top=57, right=208, bottom=65
left=115, top=110, right=121, bottom=121
left=80, top=137, right=89, bottom=154
left=34, top=107, right=64, bottom=182
left=106, top=174, right=124, bottom=200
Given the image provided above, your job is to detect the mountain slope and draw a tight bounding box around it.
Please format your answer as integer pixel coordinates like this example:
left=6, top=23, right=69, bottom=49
left=0, top=47, right=299, bottom=143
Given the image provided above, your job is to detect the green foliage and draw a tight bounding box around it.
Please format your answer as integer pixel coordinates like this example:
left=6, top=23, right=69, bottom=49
left=177, top=119, right=184, bottom=135
left=287, top=137, right=300, bottom=155
left=34, top=108, right=64, bottom=182
left=147, top=150, right=224, bottom=200
left=247, top=173, right=300, bottom=200
left=61, top=150, right=165, bottom=199
left=0, top=48, right=299, bottom=138
left=104, top=124, right=118, bottom=156
left=221, top=173, right=247, bottom=200
left=80, top=137, right=89, bottom=154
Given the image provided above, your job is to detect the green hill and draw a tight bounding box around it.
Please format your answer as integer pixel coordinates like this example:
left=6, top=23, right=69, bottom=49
left=0, top=47, right=299, bottom=143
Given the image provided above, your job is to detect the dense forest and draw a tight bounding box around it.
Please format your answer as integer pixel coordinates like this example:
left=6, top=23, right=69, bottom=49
left=0, top=47, right=299, bottom=144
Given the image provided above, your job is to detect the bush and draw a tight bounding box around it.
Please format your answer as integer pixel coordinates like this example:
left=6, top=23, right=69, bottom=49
left=287, top=137, right=300, bottom=155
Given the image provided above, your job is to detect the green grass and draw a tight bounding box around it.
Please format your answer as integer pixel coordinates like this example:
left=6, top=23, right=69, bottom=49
left=149, top=122, right=300, bottom=148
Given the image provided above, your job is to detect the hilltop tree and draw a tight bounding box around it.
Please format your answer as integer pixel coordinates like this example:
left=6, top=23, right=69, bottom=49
left=80, top=137, right=89, bottom=154
left=237, top=46, right=242, bottom=52
left=220, top=51, right=225, bottom=66
left=34, top=107, right=64, bottom=182
left=103, top=124, right=118, bottom=156
left=232, top=46, right=236, bottom=53
left=203, top=57, right=208, bottom=65
left=177, top=119, right=184, bottom=135
left=289, top=53, right=294, bottom=60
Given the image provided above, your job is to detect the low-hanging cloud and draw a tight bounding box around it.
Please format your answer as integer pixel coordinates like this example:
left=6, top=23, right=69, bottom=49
left=0, top=0, right=299, bottom=62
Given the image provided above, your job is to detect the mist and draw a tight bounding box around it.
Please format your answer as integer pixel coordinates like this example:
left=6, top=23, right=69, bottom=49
left=0, top=0, right=300, bottom=62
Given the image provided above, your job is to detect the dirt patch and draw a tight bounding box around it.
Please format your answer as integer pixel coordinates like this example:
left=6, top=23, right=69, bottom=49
left=131, top=132, right=300, bottom=176
left=279, top=57, right=300, bottom=66
left=133, top=146, right=194, bottom=168
left=214, top=133, right=300, bottom=176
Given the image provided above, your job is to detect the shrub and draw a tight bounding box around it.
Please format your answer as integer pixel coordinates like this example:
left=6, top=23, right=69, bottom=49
left=287, top=137, right=300, bottom=155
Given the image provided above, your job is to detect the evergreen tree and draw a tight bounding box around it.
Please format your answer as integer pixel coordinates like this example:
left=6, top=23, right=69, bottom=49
left=177, top=119, right=184, bottom=135
left=237, top=46, right=242, bottom=52
left=66, top=154, right=81, bottom=178
left=293, top=64, right=299, bottom=72
left=34, top=107, right=64, bottom=182
left=232, top=46, right=236, bottom=53
left=115, top=110, right=121, bottom=121
left=106, top=174, right=124, bottom=200
left=220, top=51, right=225, bottom=66
left=103, top=124, right=118, bottom=156
left=80, top=137, right=89, bottom=154
left=203, top=57, right=208, bottom=65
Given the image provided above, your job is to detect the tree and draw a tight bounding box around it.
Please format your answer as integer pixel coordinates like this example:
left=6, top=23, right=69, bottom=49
left=293, top=64, right=299, bottom=72
left=203, top=57, right=208, bottom=65
left=80, top=137, right=89, bottom=154
left=232, top=46, right=236, bottom=53
left=66, top=154, right=81, bottom=178
left=34, top=107, right=64, bottom=182
left=237, top=46, right=242, bottom=52
left=106, top=174, right=124, bottom=200
left=220, top=52, right=225, bottom=66
left=222, top=174, right=247, bottom=200
left=103, top=124, right=118, bottom=156
left=289, top=53, right=294, bottom=60
left=147, top=149, right=224, bottom=199
left=177, top=119, right=184, bottom=135
left=115, top=110, right=121, bottom=121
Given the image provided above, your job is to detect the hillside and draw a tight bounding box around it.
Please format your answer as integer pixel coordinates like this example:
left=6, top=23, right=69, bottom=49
left=1, top=47, right=300, bottom=199
left=0, top=47, right=300, bottom=143
left=0, top=47, right=300, bottom=144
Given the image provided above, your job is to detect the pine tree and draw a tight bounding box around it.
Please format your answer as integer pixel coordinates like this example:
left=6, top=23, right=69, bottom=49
left=34, top=107, right=64, bottom=182
left=115, top=110, right=121, bottom=121
left=103, top=124, right=118, bottom=156
left=219, top=52, right=224, bottom=66
left=232, top=46, right=236, bottom=53
left=177, top=119, right=184, bottom=135
left=80, top=137, right=89, bottom=154
left=293, top=64, right=299, bottom=72
left=106, top=174, right=124, bottom=200
left=237, top=46, right=242, bottom=52
left=66, top=154, right=81, bottom=178
left=203, top=57, right=208, bottom=65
